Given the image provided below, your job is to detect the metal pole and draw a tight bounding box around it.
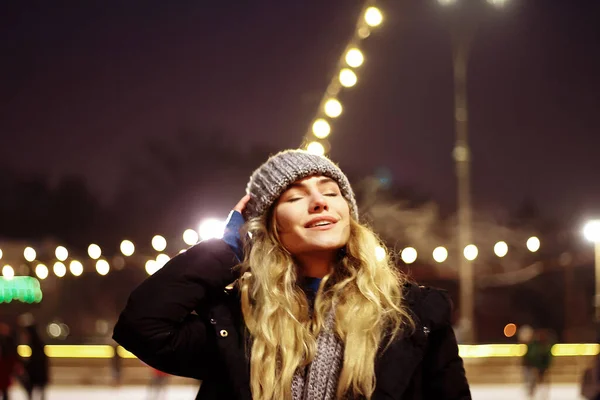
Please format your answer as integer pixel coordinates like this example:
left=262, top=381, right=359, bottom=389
left=595, top=242, right=600, bottom=325
left=453, top=27, right=475, bottom=344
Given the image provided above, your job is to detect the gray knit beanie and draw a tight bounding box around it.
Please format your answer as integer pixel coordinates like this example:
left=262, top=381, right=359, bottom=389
left=244, top=149, right=358, bottom=220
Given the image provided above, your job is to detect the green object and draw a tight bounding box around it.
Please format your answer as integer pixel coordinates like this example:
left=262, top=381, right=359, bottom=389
left=0, top=276, right=43, bottom=304
left=524, top=339, right=553, bottom=370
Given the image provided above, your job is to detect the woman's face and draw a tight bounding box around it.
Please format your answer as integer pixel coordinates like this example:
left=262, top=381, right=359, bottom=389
left=274, top=175, right=351, bottom=257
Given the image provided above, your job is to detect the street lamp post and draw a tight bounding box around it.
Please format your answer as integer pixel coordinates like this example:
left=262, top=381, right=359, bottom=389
left=438, top=0, right=507, bottom=344
left=452, top=20, right=475, bottom=345
left=583, top=220, right=600, bottom=328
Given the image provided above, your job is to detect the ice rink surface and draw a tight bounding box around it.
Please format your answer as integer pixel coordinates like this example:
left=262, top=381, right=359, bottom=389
left=5, top=384, right=584, bottom=400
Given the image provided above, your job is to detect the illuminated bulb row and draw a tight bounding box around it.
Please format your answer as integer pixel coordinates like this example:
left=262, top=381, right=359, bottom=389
left=306, top=6, right=383, bottom=156
left=397, top=237, right=541, bottom=265
left=4, top=224, right=208, bottom=264
left=2, top=235, right=542, bottom=275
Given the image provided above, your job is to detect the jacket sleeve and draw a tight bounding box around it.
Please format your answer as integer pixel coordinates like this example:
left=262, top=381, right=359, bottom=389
left=112, top=239, right=239, bottom=380
left=421, top=290, right=472, bottom=400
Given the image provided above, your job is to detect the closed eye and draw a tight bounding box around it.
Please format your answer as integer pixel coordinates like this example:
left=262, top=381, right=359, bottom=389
left=324, top=193, right=339, bottom=197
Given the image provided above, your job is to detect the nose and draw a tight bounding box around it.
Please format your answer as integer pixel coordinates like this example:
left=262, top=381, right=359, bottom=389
left=309, top=193, right=328, bottom=213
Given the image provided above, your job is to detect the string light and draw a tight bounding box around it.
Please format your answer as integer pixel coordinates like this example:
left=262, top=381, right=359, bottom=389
left=53, top=262, right=67, bottom=278
left=2, top=265, right=15, bottom=280
left=306, top=142, right=326, bottom=156
left=494, top=241, right=508, bottom=258
left=145, top=260, right=159, bottom=276
left=364, top=7, right=383, bottom=27
left=120, top=240, right=135, bottom=257
left=96, top=260, right=110, bottom=276
left=401, top=248, right=417, bottom=264
left=69, top=260, right=84, bottom=277
left=183, top=229, right=199, bottom=246
left=302, top=2, right=384, bottom=153
left=156, top=254, right=170, bottom=267
left=339, top=68, right=358, bottom=87
left=88, top=244, right=102, bottom=260
left=151, top=235, right=167, bottom=252
left=35, top=264, right=49, bottom=280
left=11, top=233, right=544, bottom=278
left=55, top=246, right=68, bottom=262
left=312, top=119, right=331, bottom=139
left=527, top=236, right=541, bottom=253
left=324, top=99, right=343, bottom=118
left=24, top=247, right=36, bottom=262
left=433, top=247, right=448, bottom=263
left=345, top=48, right=364, bottom=68
left=464, top=245, right=479, bottom=261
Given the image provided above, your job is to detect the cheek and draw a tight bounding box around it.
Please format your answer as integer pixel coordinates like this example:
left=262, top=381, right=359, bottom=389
left=274, top=206, right=299, bottom=235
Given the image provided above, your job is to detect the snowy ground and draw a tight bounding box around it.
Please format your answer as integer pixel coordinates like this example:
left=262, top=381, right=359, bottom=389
left=5, top=384, right=584, bottom=400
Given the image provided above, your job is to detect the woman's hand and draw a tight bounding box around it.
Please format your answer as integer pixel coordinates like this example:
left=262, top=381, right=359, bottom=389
left=233, top=194, right=251, bottom=214
left=223, top=194, right=251, bottom=261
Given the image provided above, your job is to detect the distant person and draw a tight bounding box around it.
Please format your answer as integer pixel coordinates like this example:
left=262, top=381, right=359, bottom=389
left=147, top=368, right=168, bottom=400
left=522, top=329, right=553, bottom=399
left=19, top=324, right=49, bottom=400
left=111, top=344, right=122, bottom=387
left=113, top=149, right=471, bottom=399
left=0, top=323, right=21, bottom=400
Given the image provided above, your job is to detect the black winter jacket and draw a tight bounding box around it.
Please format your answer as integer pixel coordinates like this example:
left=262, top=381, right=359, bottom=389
left=113, top=239, right=471, bottom=399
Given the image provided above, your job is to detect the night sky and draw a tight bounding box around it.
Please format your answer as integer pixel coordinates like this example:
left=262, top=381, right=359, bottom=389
left=1, top=0, right=599, bottom=223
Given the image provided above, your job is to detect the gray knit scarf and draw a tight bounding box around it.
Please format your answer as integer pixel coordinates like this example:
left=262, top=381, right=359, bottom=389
left=291, top=308, right=345, bottom=400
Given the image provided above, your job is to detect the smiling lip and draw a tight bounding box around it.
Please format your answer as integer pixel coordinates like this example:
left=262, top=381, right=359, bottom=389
left=304, top=216, right=338, bottom=229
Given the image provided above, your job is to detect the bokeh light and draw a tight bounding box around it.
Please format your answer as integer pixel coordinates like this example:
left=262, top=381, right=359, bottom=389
left=120, top=240, right=135, bottom=257
left=96, top=260, right=110, bottom=276
left=53, top=262, right=66, bottom=278
left=364, top=7, right=383, bottom=27
left=156, top=253, right=170, bottom=267
left=2, top=265, right=15, bottom=280
left=433, top=247, right=448, bottom=263
left=583, top=220, right=600, bottom=243
left=55, top=246, right=68, bottom=262
left=504, top=323, right=517, bottom=338
left=183, top=229, right=199, bottom=246
left=464, top=244, right=478, bottom=261
left=339, top=68, right=357, bottom=87
left=145, top=260, right=159, bottom=275
left=312, top=119, right=331, bottom=139
left=527, top=236, right=541, bottom=253
left=69, top=260, right=83, bottom=277
left=199, top=219, right=226, bottom=241
left=324, top=99, right=342, bottom=118
left=306, top=141, right=325, bottom=156
left=35, top=264, right=49, bottom=280
left=152, top=235, right=167, bottom=252
left=401, top=247, right=417, bottom=264
left=24, top=247, right=36, bottom=262
left=88, top=244, right=102, bottom=260
left=345, top=48, right=364, bottom=68
left=494, top=241, right=508, bottom=258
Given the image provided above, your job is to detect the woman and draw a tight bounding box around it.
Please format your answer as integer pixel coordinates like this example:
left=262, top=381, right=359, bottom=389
left=113, top=149, right=471, bottom=400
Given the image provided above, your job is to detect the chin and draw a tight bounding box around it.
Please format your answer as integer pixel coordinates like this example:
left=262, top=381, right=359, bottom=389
left=304, top=238, right=347, bottom=252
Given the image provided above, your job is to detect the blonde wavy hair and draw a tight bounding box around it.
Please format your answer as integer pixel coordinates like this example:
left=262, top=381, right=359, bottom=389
left=238, top=208, right=414, bottom=400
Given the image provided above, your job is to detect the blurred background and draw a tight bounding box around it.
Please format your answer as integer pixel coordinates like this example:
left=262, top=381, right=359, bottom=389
left=1, top=0, right=599, bottom=398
